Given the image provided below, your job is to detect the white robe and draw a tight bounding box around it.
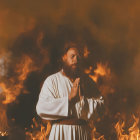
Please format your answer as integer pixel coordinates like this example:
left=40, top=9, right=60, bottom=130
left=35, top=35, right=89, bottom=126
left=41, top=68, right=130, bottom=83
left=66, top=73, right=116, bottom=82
left=36, top=70, right=104, bottom=140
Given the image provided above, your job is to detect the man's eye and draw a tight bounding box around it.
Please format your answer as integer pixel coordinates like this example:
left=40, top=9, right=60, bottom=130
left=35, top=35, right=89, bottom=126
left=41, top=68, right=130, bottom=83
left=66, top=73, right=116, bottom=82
left=71, top=55, right=74, bottom=58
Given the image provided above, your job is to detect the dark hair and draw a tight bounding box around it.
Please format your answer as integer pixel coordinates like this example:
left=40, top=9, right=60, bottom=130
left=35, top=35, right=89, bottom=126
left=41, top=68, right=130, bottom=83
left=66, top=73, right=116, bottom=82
left=61, top=42, right=82, bottom=57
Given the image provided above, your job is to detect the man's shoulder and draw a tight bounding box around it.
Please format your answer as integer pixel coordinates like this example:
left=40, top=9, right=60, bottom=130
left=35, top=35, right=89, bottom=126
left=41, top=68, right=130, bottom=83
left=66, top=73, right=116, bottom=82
left=44, top=71, right=61, bottom=83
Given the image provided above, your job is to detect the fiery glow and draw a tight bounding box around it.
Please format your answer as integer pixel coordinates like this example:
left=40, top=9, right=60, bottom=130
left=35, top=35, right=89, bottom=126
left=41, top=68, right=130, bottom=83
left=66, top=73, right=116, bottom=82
left=115, top=115, right=140, bottom=140
left=85, top=63, right=111, bottom=83
left=0, top=55, right=37, bottom=104
left=93, top=63, right=111, bottom=82
left=16, top=55, right=35, bottom=81
left=26, top=119, right=106, bottom=140
left=84, top=62, right=115, bottom=96
left=26, top=118, right=52, bottom=140
left=0, top=107, right=8, bottom=133
left=0, top=131, right=8, bottom=137
left=92, top=126, right=106, bottom=140
left=83, top=46, right=90, bottom=58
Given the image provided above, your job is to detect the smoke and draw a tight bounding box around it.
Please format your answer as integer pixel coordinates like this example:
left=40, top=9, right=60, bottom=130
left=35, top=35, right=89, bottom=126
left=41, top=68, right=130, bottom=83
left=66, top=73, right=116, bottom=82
left=0, top=0, right=140, bottom=139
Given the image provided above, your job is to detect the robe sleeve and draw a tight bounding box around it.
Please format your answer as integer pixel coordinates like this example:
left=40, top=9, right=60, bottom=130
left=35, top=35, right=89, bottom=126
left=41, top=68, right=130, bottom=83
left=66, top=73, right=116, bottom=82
left=74, top=96, right=104, bottom=120
left=36, top=76, right=69, bottom=120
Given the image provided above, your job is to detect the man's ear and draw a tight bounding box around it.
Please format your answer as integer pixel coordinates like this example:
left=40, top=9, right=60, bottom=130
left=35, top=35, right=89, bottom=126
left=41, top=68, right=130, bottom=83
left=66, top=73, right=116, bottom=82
left=62, top=54, right=67, bottom=61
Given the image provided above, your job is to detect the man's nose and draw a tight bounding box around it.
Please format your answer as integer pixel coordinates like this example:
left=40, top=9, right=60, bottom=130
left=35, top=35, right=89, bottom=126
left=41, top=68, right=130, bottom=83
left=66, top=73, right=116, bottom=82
left=73, top=56, right=78, bottom=64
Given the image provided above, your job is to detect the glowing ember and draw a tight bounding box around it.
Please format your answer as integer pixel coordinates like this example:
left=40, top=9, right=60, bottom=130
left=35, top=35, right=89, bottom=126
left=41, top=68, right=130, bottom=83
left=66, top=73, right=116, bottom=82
left=115, top=115, right=140, bottom=140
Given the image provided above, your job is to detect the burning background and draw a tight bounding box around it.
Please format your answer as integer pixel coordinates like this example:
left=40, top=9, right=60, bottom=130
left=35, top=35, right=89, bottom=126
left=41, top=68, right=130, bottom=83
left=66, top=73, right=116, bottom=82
left=0, top=0, right=140, bottom=139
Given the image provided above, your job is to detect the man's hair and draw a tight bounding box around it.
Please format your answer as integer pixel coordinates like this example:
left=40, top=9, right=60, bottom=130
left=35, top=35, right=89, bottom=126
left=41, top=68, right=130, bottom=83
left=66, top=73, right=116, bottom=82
left=61, top=42, right=82, bottom=57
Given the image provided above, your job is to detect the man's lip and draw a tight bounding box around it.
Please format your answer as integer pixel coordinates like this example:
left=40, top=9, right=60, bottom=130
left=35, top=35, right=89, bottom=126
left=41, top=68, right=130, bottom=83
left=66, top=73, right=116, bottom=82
left=72, top=64, right=77, bottom=67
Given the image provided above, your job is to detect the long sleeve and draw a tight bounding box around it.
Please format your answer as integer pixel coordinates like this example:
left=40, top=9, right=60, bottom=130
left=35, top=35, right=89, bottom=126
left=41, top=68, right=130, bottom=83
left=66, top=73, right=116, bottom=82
left=74, top=96, right=104, bottom=120
left=36, top=76, right=69, bottom=120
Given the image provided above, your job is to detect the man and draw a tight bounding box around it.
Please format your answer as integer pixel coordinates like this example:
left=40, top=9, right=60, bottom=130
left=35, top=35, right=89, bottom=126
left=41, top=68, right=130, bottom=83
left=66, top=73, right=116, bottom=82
left=36, top=42, right=104, bottom=140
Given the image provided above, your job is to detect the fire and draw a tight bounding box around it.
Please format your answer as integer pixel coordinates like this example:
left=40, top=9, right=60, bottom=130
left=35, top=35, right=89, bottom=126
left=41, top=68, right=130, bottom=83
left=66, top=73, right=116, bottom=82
left=0, top=131, right=8, bottom=137
left=0, top=55, right=37, bottom=137
left=92, top=126, right=106, bottom=140
left=115, top=115, right=140, bottom=140
left=0, top=106, right=9, bottom=133
left=26, top=118, right=106, bottom=140
left=26, top=118, right=52, bottom=140
left=0, top=55, right=37, bottom=104
left=85, top=62, right=111, bottom=83
left=17, top=55, right=34, bottom=81
left=92, top=62, right=111, bottom=83
left=85, top=62, right=115, bottom=96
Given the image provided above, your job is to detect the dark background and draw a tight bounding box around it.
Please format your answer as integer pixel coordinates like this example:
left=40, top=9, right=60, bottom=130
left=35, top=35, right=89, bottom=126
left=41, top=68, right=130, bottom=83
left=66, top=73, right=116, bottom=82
left=0, top=0, right=140, bottom=139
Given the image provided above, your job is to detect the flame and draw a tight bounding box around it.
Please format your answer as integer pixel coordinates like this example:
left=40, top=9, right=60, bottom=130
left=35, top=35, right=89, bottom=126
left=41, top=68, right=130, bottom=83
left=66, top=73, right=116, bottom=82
left=85, top=63, right=111, bottom=83
left=26, top=118, right=52, bottom=140
left=26, top=118, right=106, bottom=140
left=0, top=55, right=37, bottom=136
left=92, top=126, right=106, bottom=140
left=0, top=107, right=9, bottom=133
left=93, top=63, right=111, bottom=82
left=85, top=62, right=115, bottom=96
left=0, top=131, right=8, bottom=137
left=115, top=115, right=140, bottom=140
left=0, top=55, right=37, bottom=104
left=16, top=55, right=34, bottom=81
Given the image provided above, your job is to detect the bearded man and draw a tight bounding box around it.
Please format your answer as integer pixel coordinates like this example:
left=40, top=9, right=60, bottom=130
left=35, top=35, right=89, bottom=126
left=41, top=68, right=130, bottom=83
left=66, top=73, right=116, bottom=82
left=36, top=42, right=104, bottom=140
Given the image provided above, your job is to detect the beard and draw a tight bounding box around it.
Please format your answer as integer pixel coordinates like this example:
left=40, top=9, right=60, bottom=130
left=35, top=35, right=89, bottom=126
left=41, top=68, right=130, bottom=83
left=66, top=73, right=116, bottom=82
left=62, top=61, right=80, bottom=79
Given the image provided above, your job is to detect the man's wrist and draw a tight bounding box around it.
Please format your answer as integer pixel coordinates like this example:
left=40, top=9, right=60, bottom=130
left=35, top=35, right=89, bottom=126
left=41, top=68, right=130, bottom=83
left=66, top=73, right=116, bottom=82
left=68, top=95, right=72, bottom=101
left=69, top=95, right=80, bottom=104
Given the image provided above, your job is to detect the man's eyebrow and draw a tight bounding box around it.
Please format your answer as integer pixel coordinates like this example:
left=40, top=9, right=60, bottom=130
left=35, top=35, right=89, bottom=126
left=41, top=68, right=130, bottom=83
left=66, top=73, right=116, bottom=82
left=70, top=54, right=75, bottom=56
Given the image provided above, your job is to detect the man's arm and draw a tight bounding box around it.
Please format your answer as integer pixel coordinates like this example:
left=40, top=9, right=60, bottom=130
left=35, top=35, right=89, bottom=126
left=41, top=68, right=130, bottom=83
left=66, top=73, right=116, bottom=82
left=36, top=77, right=69, bottom=120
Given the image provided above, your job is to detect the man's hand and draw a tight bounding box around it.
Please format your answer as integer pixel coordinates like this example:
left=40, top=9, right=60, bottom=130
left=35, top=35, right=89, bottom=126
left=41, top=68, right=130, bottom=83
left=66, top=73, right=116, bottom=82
left=69, top=78, right=80, bottom=101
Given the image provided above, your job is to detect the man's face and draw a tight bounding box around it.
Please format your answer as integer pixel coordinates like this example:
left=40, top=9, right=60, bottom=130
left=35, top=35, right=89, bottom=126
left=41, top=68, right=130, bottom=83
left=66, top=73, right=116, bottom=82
left=62, top=48, right=81, bottom=78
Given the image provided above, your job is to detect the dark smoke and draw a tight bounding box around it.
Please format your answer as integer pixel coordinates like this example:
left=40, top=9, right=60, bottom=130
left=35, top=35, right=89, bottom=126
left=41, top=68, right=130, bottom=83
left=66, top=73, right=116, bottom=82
left=0, top=0, right=140, bottom=139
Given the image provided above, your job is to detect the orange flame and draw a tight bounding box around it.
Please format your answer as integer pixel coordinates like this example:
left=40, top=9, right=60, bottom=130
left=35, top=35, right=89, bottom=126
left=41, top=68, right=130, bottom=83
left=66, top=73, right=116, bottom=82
left=0, top=55, right=37, bottom=104
left=85, top=63, right=111, bottom=83
left=0, top=107, right=9, bottom=133
left=115, top=115, right=140, bottom=140
left=92, top=126, right=106, bottom=140
left=85, top=62, right=115, bottom=96
left=26, top=118, right=51, bottom=140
